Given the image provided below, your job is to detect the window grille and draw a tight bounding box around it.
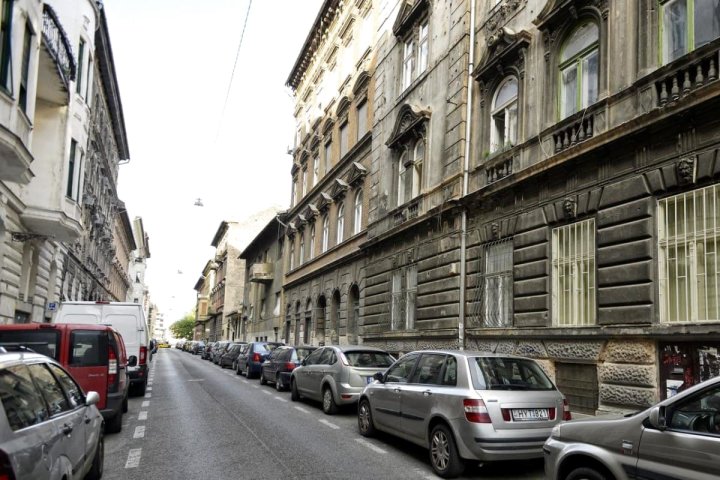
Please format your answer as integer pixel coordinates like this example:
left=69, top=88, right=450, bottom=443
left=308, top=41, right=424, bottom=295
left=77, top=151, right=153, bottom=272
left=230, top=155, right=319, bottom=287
left=483, top=240, right=513, bottom=327
left=391, top=269, right=403, bottom=330
left=552, top=218, right=596, bottom=326
left=659, top=184, right=720, bottom=323
left=406, top=264, right=417, bottom=329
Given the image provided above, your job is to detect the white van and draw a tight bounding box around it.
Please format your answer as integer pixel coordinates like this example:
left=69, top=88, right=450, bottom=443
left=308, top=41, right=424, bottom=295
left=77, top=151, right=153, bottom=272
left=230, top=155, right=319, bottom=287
left=54, top=301, right=150, bottom=394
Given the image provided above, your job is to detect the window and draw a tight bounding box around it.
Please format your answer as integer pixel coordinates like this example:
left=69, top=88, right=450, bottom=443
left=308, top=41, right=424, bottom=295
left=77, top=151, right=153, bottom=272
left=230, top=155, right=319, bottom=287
left=397, top=139, right=424, bottom=206
left=339, top=122, right=349, bottom=158
left=48, top=364, right=84, bottom=408
left=324, top=140, right=333, bottom=173
left=66, top=139, right=82, bottom=200
left=552, top=218, right=596, bottom=326
left=0, top=365, right=48, bottom=431
left=19, top=22, right=32, bottom=114
left=353, top=189, right=363, bottom=234
left=299, top=233, right=305, bottom=265
left=662, top=0, right=720, bottom=64
left=490, top=77, right=518, bottom=153
left=273, top=293, right=281, bottom=316
left=313, top=155, right=319, bottom=186
left=291, top=177, right=297, bottom=206
left=69, top=331, right=106, bottom=367
left=309, top=224, right=316, bottom=259
left=406, top=264, right=417, bottom=329
left=391, top=269, right=402, bottom=329
left=410, top=354, right=446, bottom=384
left=391, top=265, right=417, bottom=330
left=0, top=330, right=59, bottom=359
left=357, top=101, right=368, bottom=139
left=28, top=363, right=70, bottom=416
left=559, top=21, right=599, bottom=119
left=659, top=184, right=720, bottom=323
left=668, top=383, right=720, bottom=435
left=289, top=239, right=295, bottom=270
left=401, top=19, right=429, bottom=90
left=0, top=0, right=14, bottom=93
left=385, top=353, right=419, bottom=383
left=76, top=38, right=85, bottom=96
left=322, top=215, right=329, bottom=252
left=302, top=169, right=307, bottom=197
left=336, top=203, right=345, bottom=244
left=483, top=241, right=513, bottom=327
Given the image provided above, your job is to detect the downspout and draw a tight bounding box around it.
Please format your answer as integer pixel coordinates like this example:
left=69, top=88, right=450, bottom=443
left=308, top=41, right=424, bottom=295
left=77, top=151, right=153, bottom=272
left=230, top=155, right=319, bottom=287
left=458, top=0, right=476, bottom=351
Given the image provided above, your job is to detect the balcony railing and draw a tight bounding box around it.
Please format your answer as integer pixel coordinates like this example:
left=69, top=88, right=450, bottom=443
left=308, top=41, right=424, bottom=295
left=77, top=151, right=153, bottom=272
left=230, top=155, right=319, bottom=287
left=249, top=263, right=273, bottom=283
left=553, top=114, right=594, bottom=154
left=656, top=49, right=719, bottom=107
left=41, top=5, right=75, bottom=90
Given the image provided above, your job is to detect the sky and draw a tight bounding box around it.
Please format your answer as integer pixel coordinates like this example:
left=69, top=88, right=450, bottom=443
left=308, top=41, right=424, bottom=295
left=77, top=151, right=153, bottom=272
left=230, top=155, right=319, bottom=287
left=104, top=0, right=323, bottom=323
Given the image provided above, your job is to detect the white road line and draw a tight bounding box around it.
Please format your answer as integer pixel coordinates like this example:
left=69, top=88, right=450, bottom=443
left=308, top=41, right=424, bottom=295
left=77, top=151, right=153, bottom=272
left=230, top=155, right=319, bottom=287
left=144, top=393, right=152, bottom=398
left=146, top=387, right=153, bottom=391
left=133, top=426, right=146, bottom=438
left=138, top=411, right=148, bottom=421
left=355, top=438, right=387, bottom=454
left=262, top=390, right=272, bottom=395
left=412, top=468, right=436, bottom=480
left=294, top=406, right=309, bottom=414
left=274, top=396, right=287, bottom=402
left=251, top=385, right=259, bottom=389
left=125, top=448, right=142, bottom=468
left=318, top=419, right=340, bottom=430
left=147, top=382, right=153, bottom=386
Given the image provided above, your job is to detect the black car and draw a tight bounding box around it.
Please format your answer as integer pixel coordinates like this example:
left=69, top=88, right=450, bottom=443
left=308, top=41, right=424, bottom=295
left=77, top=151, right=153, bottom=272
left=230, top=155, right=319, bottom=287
left=219, top=342, right=246, bottom=369
left=212, top=341, right=231, bottom=364
left=190, top=341, right=206, bottom=355
left=201, top=342, right=216, bottom=360
left=236, top=342, right=284, bottom=379
left=260, top=345, right=317, bottom=391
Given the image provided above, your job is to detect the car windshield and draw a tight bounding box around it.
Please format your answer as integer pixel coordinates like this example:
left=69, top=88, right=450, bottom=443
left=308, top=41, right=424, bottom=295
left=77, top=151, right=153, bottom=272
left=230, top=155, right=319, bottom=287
left=470, top=357, right=555, bottom=391
left=345, top=351, right=394, bottom=368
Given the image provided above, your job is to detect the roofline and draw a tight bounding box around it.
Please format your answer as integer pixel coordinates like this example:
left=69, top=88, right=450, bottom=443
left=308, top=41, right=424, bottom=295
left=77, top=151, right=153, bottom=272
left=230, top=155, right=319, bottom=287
left=239, top=216, right=286, bottom=259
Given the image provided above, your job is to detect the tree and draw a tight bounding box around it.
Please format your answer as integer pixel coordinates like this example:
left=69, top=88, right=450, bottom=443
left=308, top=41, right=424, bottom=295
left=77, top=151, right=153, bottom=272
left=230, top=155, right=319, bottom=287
left=169, top=313, right=195, bottom=340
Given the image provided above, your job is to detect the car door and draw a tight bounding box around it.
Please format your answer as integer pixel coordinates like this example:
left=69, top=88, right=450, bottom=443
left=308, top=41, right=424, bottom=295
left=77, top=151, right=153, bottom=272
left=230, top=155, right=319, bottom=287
left=369, top=353, right=419, bottom=433
left=401, top=353, right=451, bottom=443
left=636, top=385, right=720, bottom=480
left=65, top=329, right=108, bottom=411
left=296, top=348, right=324, bottom=397
left=28, top=362, right=87, bottom=477
left=312, top=348, right=336, bottom=399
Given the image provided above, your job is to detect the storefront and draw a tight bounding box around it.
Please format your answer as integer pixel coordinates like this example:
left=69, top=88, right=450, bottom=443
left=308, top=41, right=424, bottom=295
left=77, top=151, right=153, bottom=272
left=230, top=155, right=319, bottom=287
left=660, top=342, right=720, bottom=400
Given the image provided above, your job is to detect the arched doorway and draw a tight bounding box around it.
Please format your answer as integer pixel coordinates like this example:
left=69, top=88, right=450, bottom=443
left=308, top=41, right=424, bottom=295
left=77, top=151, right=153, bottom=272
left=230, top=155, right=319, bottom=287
left=315, top=295, right=326, bottom=345
left=330, top=290, right=341, bottom=345
left=348, top=284, right=360, bottom=345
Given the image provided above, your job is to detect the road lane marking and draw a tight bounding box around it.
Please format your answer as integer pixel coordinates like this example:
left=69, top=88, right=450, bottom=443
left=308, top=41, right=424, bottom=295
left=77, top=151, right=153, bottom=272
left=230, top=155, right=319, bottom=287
left=262, top=390, right=272, bottom=395
left=138, top=411, right=148, bottom=421
left=133, top=426, right=146, bottom=438
left=125, top=448, right=142, bottom=468
left=251, top=385, right=259, bottom=389
left=187, top=379, right=204, bottom=382
left=318, top=419, right=340, bottom=430
left=274, top=396, right=287, bottom=402
left=141, top=401, right=150, bottom=408
left=294, top=406, right=309, bottom=414
left=355, top=438, right=387, bottom=454
left=146, top=387, right=153, bottom=391
left=147, top=382, right=153, bottom=386
left=144, top=393, right=151, bottom=398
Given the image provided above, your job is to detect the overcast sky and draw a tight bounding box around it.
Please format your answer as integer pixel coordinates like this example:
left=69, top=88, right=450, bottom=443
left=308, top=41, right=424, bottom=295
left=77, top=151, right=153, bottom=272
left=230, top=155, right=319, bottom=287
left=104, top=0, right=323, bottom=323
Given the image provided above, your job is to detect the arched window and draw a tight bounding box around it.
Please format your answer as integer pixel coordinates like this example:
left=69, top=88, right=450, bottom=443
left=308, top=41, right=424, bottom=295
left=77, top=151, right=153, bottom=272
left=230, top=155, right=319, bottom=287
left=299, top=233, right=305, bottom=264
left=309, top=224, right=316, bottom=259
left=397, top=139, right=424, bottom=206
left=289, top=238, right=295, bottom=270
left=353, top=190, right=363, bottom=234
left=490, top=77, right=518, bottom=153
left=398, top=150, right=409, bottom=205
left=559, top=21, right=599, bottom=119
left=336, top=203, right=345, bottom=244
left=412, top=139, right=424, bottom=199
left=322, top=215, right=329, bottom=252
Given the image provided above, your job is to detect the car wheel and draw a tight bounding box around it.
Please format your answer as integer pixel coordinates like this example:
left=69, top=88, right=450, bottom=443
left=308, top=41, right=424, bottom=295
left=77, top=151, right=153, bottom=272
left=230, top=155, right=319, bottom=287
left=566, top=467, right=609, bottom=480
left=235, top=363, right=242, bottom=375
left=85, top=432, right=104, bottom=480
left=245, top=364, right=253, bottom=379
left=106, top=410, right=123, bottom=434
left=429, top=424, right=464, bottom=478
left=290, top=379, right=300, bottom=401
left=358, top=399, right=376, bottom=437
left=275, top=374, right=284, bottom=391
left=322, top=387, right=338, bottom=415
left=260, top=372, right=267, bottom=385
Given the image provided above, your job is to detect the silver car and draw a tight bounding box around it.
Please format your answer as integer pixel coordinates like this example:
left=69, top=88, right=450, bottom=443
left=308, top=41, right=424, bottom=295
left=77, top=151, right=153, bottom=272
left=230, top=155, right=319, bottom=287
left=544, top=374, right=720, bottom=480
left=358, top=350, right=570, bottom=478
left=0, top=350, right=104, bottom=479
left=290, top=345, right=395, bottom=414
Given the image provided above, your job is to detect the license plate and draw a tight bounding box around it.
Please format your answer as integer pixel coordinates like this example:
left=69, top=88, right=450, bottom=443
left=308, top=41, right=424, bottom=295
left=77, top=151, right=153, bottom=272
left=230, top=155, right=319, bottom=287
left=511, top=408, right=549, bottom=421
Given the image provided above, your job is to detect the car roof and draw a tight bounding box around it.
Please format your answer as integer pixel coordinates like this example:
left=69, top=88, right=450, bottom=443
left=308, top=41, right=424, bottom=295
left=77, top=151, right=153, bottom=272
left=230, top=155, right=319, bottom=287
left=400, top=349, right=536, bottom=359
left=0, top=323, right=119, bottom=332
left=326, top=345, right=392, bottom=353
left=0, top=351, right=57, bottom=367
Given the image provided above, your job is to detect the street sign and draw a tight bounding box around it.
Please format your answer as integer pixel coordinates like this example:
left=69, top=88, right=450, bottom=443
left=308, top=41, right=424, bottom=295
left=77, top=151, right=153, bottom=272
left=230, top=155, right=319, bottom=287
left=47, top=302, right=58, bottom=311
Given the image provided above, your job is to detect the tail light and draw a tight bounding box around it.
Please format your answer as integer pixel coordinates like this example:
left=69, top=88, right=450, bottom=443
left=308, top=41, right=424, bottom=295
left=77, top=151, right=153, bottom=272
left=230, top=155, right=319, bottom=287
left=549, top=408, right=557, bottom=420
left=501, top=408, right=511, bottom=421
left=463, top=399, right=491, bottom=423
left=0, top=449, right=16, bottom=480
left=562, top=399, right=572, bottom=421
left=285, top=362, right=296, bottom=371
left=253, top=353, right=261, bottom=363
left=139, top=346, right=147, bottom=365
left=107, top=345, right=118, bottom=393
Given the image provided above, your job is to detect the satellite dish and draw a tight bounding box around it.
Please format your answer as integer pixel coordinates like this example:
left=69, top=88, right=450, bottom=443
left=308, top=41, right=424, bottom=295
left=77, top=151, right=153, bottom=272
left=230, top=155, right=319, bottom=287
left=194, top=198, right=204, bottom=207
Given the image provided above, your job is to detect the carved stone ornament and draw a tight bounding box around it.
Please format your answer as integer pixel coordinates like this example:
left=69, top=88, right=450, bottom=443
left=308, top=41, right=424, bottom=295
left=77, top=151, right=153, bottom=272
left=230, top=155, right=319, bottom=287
left=563, top=198, right=577, bottom=219
left=491, top=222, right=500, bottom=240
left=677, top=156, right=696, bottom=184
left=387, top=104, right=430, bottom=149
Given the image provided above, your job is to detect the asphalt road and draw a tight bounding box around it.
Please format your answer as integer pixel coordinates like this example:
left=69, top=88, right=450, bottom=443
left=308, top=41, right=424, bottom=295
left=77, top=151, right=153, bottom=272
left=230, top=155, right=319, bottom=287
left=103, top=348, right=545, bottom=480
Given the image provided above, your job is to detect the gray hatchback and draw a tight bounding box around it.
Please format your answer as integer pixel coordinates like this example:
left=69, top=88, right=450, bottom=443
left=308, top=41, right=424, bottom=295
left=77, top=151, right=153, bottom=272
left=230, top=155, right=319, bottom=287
left=358, top=350, right=570, bottom=478
left=544, top=374, right=720, bottom=480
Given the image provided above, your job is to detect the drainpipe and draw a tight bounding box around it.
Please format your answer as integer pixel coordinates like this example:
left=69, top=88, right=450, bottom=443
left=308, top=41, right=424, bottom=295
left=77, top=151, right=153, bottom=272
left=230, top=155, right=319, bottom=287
left=458, top=0, right=476, bottom=351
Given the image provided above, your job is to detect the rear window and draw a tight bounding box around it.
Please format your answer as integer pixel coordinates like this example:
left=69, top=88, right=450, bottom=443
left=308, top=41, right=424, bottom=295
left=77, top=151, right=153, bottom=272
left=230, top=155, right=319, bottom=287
left=257, top=343, right=282, bottom=353
left=69, top=331, right=108, bottom=367
left=345, top=351, right=395, bottom=368
left=470, top=357, right=555, bottom=391
left=0, top=330, right=60, bottom=359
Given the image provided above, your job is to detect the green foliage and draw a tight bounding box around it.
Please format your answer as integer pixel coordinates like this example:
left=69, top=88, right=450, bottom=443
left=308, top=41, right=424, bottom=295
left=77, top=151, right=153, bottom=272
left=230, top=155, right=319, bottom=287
left=169, top=313, right=195, bottom=340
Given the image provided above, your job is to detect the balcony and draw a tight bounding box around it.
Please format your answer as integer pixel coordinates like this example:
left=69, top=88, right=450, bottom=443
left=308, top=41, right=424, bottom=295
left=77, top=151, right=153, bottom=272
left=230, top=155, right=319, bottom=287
left=37, top=4, right=75, bottom=105
left=249, top=263, right=274, bottom=283
left=21, top=196, right=83, bottom=242
left=0, top=123, right=33, bottom=183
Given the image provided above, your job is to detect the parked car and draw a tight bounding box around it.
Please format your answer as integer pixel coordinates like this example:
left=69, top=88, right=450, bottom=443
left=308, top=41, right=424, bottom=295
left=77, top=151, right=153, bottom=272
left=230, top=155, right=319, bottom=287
left=202, top=342, right=216, bottom=360
left=190, top=341, right=206, bottom=355
left=291, top=345, right=394, bottom=414
left=260, top=345, right=317, bottom=390
left=237, top=342, right=285, bottom=378
left=357, top=350, right=570, bottom=478
left=54, top=301, right=151, bottom=395
left=176, top=340, right=186, bottom=349
left=0, top=322, right=130, bottom=433
left=0, top=349, right=104, bottom=479
left=219, top=342, right=246, bottom=369
left=212, top=341, right=231, bottom=364
left=544, top=374, right=720, bottom=480
left=157, top=340, right=170, bottom=348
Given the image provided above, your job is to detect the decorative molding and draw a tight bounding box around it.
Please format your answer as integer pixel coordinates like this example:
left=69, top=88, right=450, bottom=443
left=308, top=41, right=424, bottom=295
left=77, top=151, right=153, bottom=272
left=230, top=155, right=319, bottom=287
left=301, top=204, right=320, bottom=222
left=387, top=104, right=430, bottom=149
left=317, top=192, right=334, bottom=213
left=393, top=0, right=429, bottom=38
left=330, top=178, right=350, bottom=200
left=474, top=30, right=532, bottom=83
left=677, top=156, right=696, bottom=184
left=346, top=162, right=368, bottom=187
left=562, top=197, right=577, bottom=219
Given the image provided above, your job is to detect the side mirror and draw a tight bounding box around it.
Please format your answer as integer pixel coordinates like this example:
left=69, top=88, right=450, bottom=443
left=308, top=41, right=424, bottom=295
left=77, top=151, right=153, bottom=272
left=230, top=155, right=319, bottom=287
left=373, top=371, right=385, bottom=383
left=86, top=391, right=100, bottom=406
left=128, top=355, right=138, bottom=367
left=647, top=406, right=667, bottom=431
left=302, top=359, right=307, bottom=366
